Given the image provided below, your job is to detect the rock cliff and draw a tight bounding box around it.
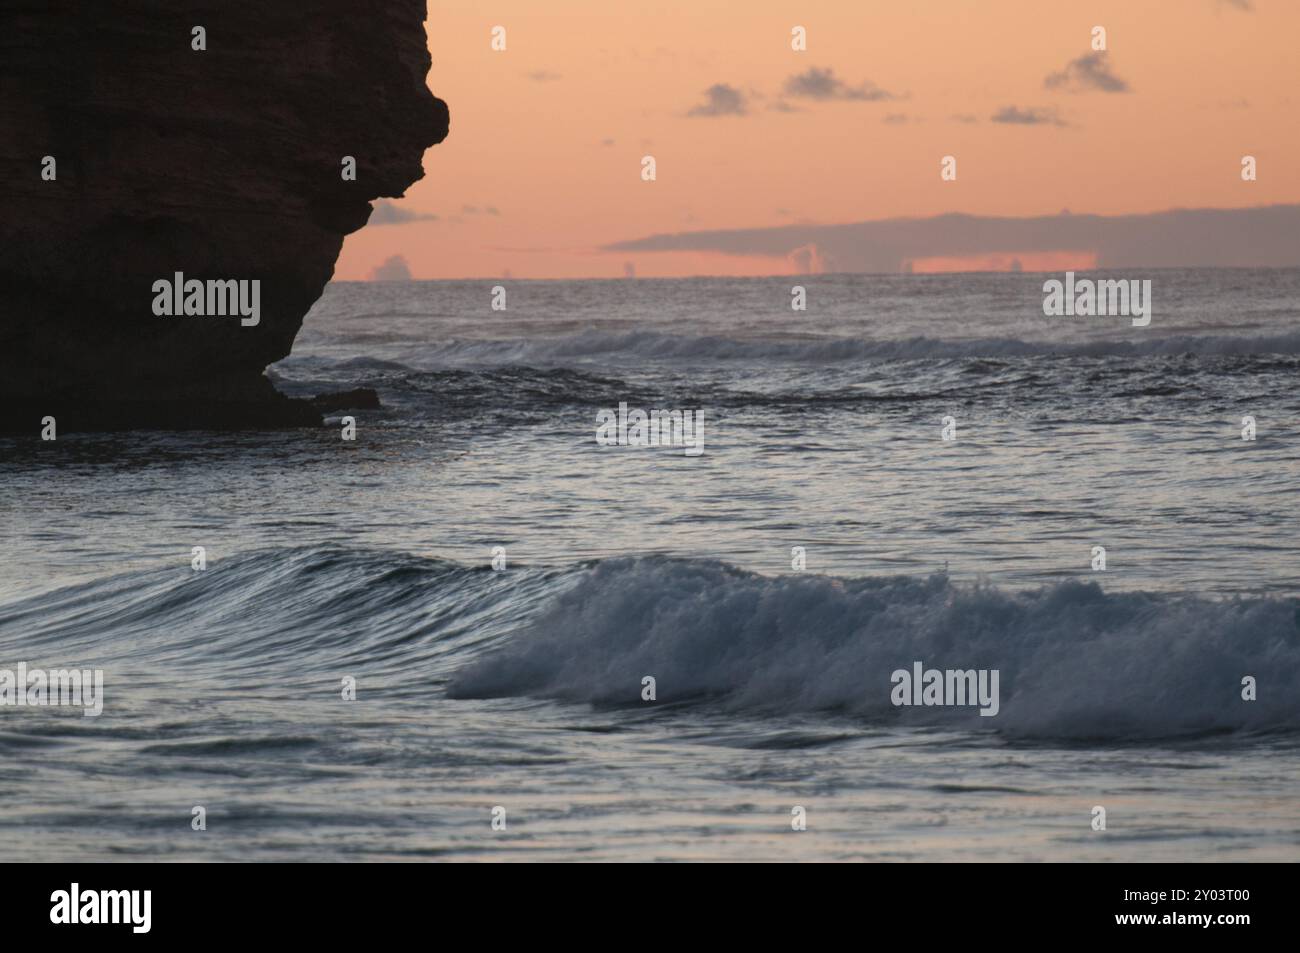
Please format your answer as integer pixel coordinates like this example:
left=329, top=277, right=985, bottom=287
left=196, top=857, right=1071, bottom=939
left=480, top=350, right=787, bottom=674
left=0, top=0, right=449, bottom=430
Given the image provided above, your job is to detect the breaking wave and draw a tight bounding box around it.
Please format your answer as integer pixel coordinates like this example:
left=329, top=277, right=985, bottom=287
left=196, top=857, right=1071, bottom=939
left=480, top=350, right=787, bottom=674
left=346, top=329, right=1300, bottom=367
left=5, top=547, right=1296, bottom=741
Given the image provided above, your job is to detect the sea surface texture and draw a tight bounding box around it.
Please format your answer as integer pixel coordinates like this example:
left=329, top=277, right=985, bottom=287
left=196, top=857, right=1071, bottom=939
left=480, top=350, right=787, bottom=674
left=2, top=270, right=1298, bottom=861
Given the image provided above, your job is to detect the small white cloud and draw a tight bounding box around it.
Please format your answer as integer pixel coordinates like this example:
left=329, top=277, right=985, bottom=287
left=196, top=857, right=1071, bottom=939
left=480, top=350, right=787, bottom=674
left=368, top=200, right=438, bottom=226
left=369, top=255, right=413, bottom=281
left=687, top=83, right=748, bottom=117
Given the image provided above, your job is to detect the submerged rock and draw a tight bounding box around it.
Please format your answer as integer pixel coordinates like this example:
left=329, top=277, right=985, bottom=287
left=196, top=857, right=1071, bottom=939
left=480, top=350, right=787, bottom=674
left=0, top=1, right=448, bottom=432
left=311, top=388, right=382, bottom=413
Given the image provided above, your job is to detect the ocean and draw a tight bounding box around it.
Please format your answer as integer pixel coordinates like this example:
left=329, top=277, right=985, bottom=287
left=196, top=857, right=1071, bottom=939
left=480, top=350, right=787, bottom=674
left=2, top=268, right=1299, bottom=861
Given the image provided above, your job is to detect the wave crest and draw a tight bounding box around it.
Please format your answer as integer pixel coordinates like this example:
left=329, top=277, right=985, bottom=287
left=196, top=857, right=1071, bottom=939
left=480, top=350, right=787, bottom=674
left=7, top=548, right=1296, bottom=740
left=353, top=329, right=1300, bottom=366
left=449, top=555, right=1300, bottom=739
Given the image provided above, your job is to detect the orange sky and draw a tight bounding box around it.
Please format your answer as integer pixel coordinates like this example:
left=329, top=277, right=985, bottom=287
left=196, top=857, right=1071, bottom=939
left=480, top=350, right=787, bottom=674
left=334, top=0, right=1300, bottom=280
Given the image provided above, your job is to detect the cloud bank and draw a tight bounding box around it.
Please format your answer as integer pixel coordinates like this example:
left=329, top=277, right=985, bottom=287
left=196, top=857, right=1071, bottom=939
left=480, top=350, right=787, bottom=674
left=604, top=205, right=1300, bottom=272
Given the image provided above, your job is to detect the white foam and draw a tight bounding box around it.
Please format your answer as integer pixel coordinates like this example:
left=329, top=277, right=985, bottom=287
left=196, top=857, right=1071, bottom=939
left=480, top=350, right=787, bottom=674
left=449, top=556, right=1300, bottom=739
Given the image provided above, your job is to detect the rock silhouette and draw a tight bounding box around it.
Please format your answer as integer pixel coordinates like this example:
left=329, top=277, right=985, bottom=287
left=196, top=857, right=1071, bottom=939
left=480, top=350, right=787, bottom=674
left=0, top=1, right=449, bottom=430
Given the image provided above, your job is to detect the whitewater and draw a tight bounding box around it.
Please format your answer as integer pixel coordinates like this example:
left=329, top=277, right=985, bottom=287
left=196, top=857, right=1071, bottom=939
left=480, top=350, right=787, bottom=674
left=2, top=268, right=1298, bottom=861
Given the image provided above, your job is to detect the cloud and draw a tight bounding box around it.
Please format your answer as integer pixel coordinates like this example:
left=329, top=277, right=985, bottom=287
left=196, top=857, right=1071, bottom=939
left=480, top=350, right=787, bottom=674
left=950, top=113, right=980, bottom=124
left=788, top=243, right=828, bottom=274
left=1218, top=0, right=1253, bottom=10
left=782, top=67, right=898, bottom=102
left=369, top=255, right=413, bottom=281
left=1045, top=52, right=1131, bottom=93
left=882, top=113, right=912, bottom=124
left=687, top=83, right=748, bottom=117
left=526, top=70, right=562, bottom=82
left=602, top=205, right=1300, bottom=271
left=368, top=200, right=438, bottom=226
left=766, top=99, right=803, bottom=113
left=991, top=105, right=1066, bottom=126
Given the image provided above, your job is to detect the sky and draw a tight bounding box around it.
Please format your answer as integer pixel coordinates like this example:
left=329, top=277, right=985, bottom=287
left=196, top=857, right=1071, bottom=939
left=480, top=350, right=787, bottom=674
left=334, top=0, right=1300, bottom=280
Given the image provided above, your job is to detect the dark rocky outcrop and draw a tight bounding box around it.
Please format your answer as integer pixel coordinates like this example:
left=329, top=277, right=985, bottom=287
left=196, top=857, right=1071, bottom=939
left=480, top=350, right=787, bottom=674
left=311, top=387, right=382, bottom=413
left=0, top=1, right=448, bottom=431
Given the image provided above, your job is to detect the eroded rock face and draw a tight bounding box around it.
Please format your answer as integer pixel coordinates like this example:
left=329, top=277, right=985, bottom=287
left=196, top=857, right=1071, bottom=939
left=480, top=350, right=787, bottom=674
left=0, top=1, right=449, bottom=429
